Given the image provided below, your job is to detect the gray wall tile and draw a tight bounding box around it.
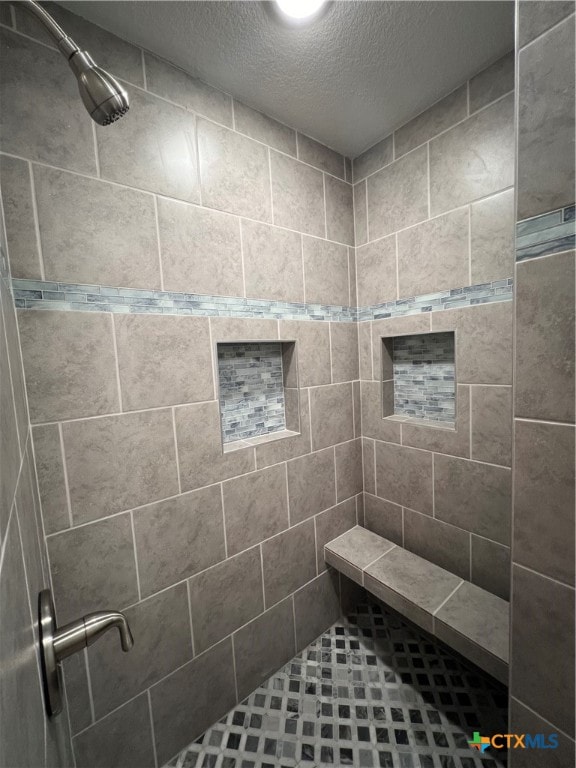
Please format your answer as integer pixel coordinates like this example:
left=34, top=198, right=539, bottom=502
left=362, top=439, right=375, bottom=495
left=0, top=155, right=40, bottom=279
left=198, top=118, right=272, bottom=222
left=471, top=385, right=512, bottom=466
left=210, top=316, right=279, bottom=342
left=469, top=51, right=514, bottom=113
left=294, top=569, right=341, bottom=651
left=353, top=135, right=393, bottom=182
left=234, top=100, right=296, bottom=155
left=434, top=454, right=511, bottom=544
left=358, top=323, right=373, bottom=381
left=97, top=86, right=200, bottom=203
left=0, top=280, right=27, bottom=448
left=375, top=441, right=433, bottom=515
left=403, top=508, right=470, bottom=580
left=402, top=385, right=470, bottom=459
left=297, top=133, right=344, bottom=179
left=518, top=0, right=575, bottom=47
left=310, top=383, right=354, bottom=450
left=175, top=401, right=255, bottom=490
left=279, top=320, right=330, bottom=387
left=0, top=298, right=20, bottom=536
left=47, top=513, right=139, bottom=625
left=315, top=497, right=357, bottom=573
left=73, top=694, right=155, bottom=768
left=34, top=164, right=159, bottom=288
left=363, top=493, right=402, bottom=546
left=367, top=145, right=428, bottom=240
left=255, top=390, right=312, bottom=468
left=15, top=446, right=46, bottom=607
left=394, top=84, right=468, bottom=157
left=233, top=597, right=296, bottom=701
left=303, top=236, right=349, bottom=306
left=133, top=485, right=226, bottom=597
left=242, top=220, right=303, bottom=303
left=353, top=180, right=368, bottom=246
left=145, top=53, right=232, bottom=125
left=0, top=2, right=12, bottom=26
left=61, top=654, right=92, bottom=736
left=325, top=175, right=354, bottom=246
left=511, top=565, right=575, bottom=737
left=32, top=423, right=69, bottom=535
left=0, top=28, right=96, bottom=174
left=515, top=251, right=575, bottom=423
left=397, top=207, right=469, bottom=296
left=158, top=196, right=243, bottom=296
left=470, top=535, right=510, bottom=601
left=470, top=188, right=515, bottom=283
left=517, top=16, right=575, bottom=218
left=330, top=322, right=359, bottom=383
left=63, top=409, right=178, bottom=524
left=88, top=583, right=193, bottom=718
left=188, top=546, right=264, bottom=653
left=115, top=314, right=213, bottom=411
left=287, top=447, right=335, bottom=525
left=514, top=420, right=575, bottom=586
left=18, top=309, right=119, bottom=423
left=509, top=698, right=575, bottom=768
left=271, top=151, right=325, bottom=237
left=356, top=235, right=397, bottom=306
left=360, top=380, right=402, bottom=444
left=335, top=439, right=362, bottom=502
left=262, top=519, right=317, bottom=606
left=150, top=638, right=236, bottom=766
left=223, top=463, right=289, bottom=555
left=429, top=93, right=514, bottom=215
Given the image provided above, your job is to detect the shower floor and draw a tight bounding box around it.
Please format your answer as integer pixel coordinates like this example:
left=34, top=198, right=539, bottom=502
left=167, top=601, right=507, bottom=768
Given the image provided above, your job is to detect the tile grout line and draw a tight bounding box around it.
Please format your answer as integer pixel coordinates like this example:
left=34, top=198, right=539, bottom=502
left=185, top=579, right=196, bottom=657
left=129, top=510, right=142, bottom=602
left=146, top=690, right=159, bottom=768
left=152, top=195, right=165, bottom=291
left=220, top=483, right=228, bottom=559
left=432, top=580, right=464, bottom=617
left=58, top=422, right=74, bottom=528
left=110, top=314, right=124, bottom=412
left=27, top=161, right=46, bottom=281
left=171, top=407, right=182, bottom=495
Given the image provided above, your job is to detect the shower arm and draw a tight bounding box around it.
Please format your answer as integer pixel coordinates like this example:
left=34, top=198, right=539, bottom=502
left=18, top=0, right=80, bottom=60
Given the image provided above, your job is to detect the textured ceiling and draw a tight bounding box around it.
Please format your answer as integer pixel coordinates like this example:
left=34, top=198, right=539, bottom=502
left=60, top=1, right=514, bottom=157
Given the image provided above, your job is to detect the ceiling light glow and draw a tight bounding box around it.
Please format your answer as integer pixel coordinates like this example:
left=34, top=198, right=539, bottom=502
left=275, top=0, right=328, bottom=21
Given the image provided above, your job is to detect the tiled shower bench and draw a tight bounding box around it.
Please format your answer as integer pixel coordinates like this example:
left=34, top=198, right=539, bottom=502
left=325, top=526, right=509, bottom=685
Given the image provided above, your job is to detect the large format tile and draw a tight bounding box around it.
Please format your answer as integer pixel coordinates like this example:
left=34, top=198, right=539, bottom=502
left=470, top=189, right=515, bottom=283
left=188, top=546, right=264, bottom=653
left=97, top=86, right=200, bottom=203
left=434, top=454, right=511, bottom=544
left=364, top=547, right=462, bottom=633
left=47, top=513, right=139, bottom=625
left=470, top=536, right=510, bottom=601
left=0, top=154, right=40, bottom=279
left=114, top=314, right=213, bottom=410
left=279, top=320, right=330, bottom=386
left=133, top=485, right=226, bottom=597
left=429, top=94, right=514, bottom=215
left=145, top=53, right=232, bottom=126
left=330, top=322, right=359, bottom=383
left=34, top=164, right=159, bottom=288
left=514, top=420, right=575, bottom=585
left=303, top=236, right=349, bottom=306
left=234, top=100, right=296, bottom=155
left=294, top=570, right=341, bottom=651
left=297, top=133, right=344, bottom=179
left=325, top=525, right=396, bottom=583
left=517, top=17, right=575, bottom=219
left=63, top=409, right=178, bottom=524
left=158, top=196, right=242, bottom=296
left=352, top=135, right=393, bottom=182
left=375, top=442, right=433, bottom=515
left=362, top=438, right=375, bottom=494
left=471, top=385, right=512, bottom=466
left=518, top=0, right=575, bottom=46
left=335, top=439, right=362, bottom=502
left=151, top=638, right=236, bottom=766
left=310, top=383, right=354, bottom=450
left=210, top=316, right=278, bottom=342
left=14, top=446, right=46, bottom=609
left=314, top=497, right=357, bottom=573
left=363, top=493, right=403, bottom=546
left=18, top=309, right=119, bottom=423
left=72, top=695, right=155, bottom=768
left=262, top=519, right=317, bottom=606
left=175, top=401, right=255, bottom=490
left=0, top=280, right=27, bottom=449
left=0, top=28, right=96, bottom=173
left=325, top=175, right=354, bottom=246
left=359, top=380, right=402, bottom=444
left=32, top=424, right=69, bottom=535
left=222, top=464, right=289, bottom=555
left=198, top=118, right=272, bottom=222
left=287, top=447, right=335, bottom=525
left=353, top=180, right=367, bottom=246
left=509, top=698, right=575, bottom=768
left=233, top=598, right=296, bottom=700
left=88, top=584, right=193, bottom=718
left=394, top=84, right=467, bottom=157
left=0, top=302, right=20, bottom=535
left=402, top=385, right=471, bottom=459
left=367, top=145, right=428, bottom=240
left=403, top=509, right=470, bottom=581
left=511, top=565, right=575, bottom=737
left=242, top=220, right=303, bottom=303
left=271, top=151, right=325, bottom=237
left=397, top=207, right=469, bottom=297
left=255, top=390, right=312, bottom=468
left=469, top=51, right=514, bottom=113
left=515, top=251, right=575, bottom=423
left=356, top=236, right=397, bottom=306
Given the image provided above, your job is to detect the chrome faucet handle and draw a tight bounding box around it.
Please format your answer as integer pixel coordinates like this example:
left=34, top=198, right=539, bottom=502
left=38, top=589, right=134, bottom=718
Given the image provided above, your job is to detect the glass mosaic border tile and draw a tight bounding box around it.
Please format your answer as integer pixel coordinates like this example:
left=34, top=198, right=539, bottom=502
left=516, top=203, right=575, bottom=261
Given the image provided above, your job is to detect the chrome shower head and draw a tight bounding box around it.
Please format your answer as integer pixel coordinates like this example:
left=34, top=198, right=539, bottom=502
left=69, top=51, right=129, bottom=126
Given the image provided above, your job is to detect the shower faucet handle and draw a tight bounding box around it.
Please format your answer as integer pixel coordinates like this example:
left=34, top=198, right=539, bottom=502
left=38, top=589, right=134, bottom=718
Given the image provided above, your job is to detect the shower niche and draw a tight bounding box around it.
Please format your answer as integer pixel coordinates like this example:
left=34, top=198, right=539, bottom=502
left=216, top=340, right=300, bottom=451
left=380, top=331, right=456, bottom=426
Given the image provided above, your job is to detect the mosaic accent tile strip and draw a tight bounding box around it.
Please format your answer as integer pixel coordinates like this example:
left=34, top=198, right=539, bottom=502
left=167, top=601, right=508, bottom=768
left=218, top=343, right=286, bottom=444
left=393, top=333, right=455, bottom=423
left=11, top=278, right=513, bottom=323
left=516, top=203, right=576, bottom=261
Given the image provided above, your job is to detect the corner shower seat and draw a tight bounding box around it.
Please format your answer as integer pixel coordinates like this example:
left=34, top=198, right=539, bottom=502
left=325, top=526, right=509, bottom=685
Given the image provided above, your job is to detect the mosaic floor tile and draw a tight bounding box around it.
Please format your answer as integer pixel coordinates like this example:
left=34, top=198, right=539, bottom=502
left=166, top=601, right=507, bottom=768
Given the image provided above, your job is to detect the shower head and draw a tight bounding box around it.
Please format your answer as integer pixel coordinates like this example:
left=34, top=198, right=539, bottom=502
left=69, top=51, right=129, bottom=126
left=19, top=0, right=129, bottom=126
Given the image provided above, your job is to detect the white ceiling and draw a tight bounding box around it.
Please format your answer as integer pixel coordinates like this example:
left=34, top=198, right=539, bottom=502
left=60, top=1, right=514, bottom=157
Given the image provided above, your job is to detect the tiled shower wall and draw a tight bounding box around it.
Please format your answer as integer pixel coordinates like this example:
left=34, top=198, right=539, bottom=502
left=0, top=3, right=362, bottom=766
left=509, top=2, right=575, bottom=765
left=355, top=51, right=515, bottom=603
